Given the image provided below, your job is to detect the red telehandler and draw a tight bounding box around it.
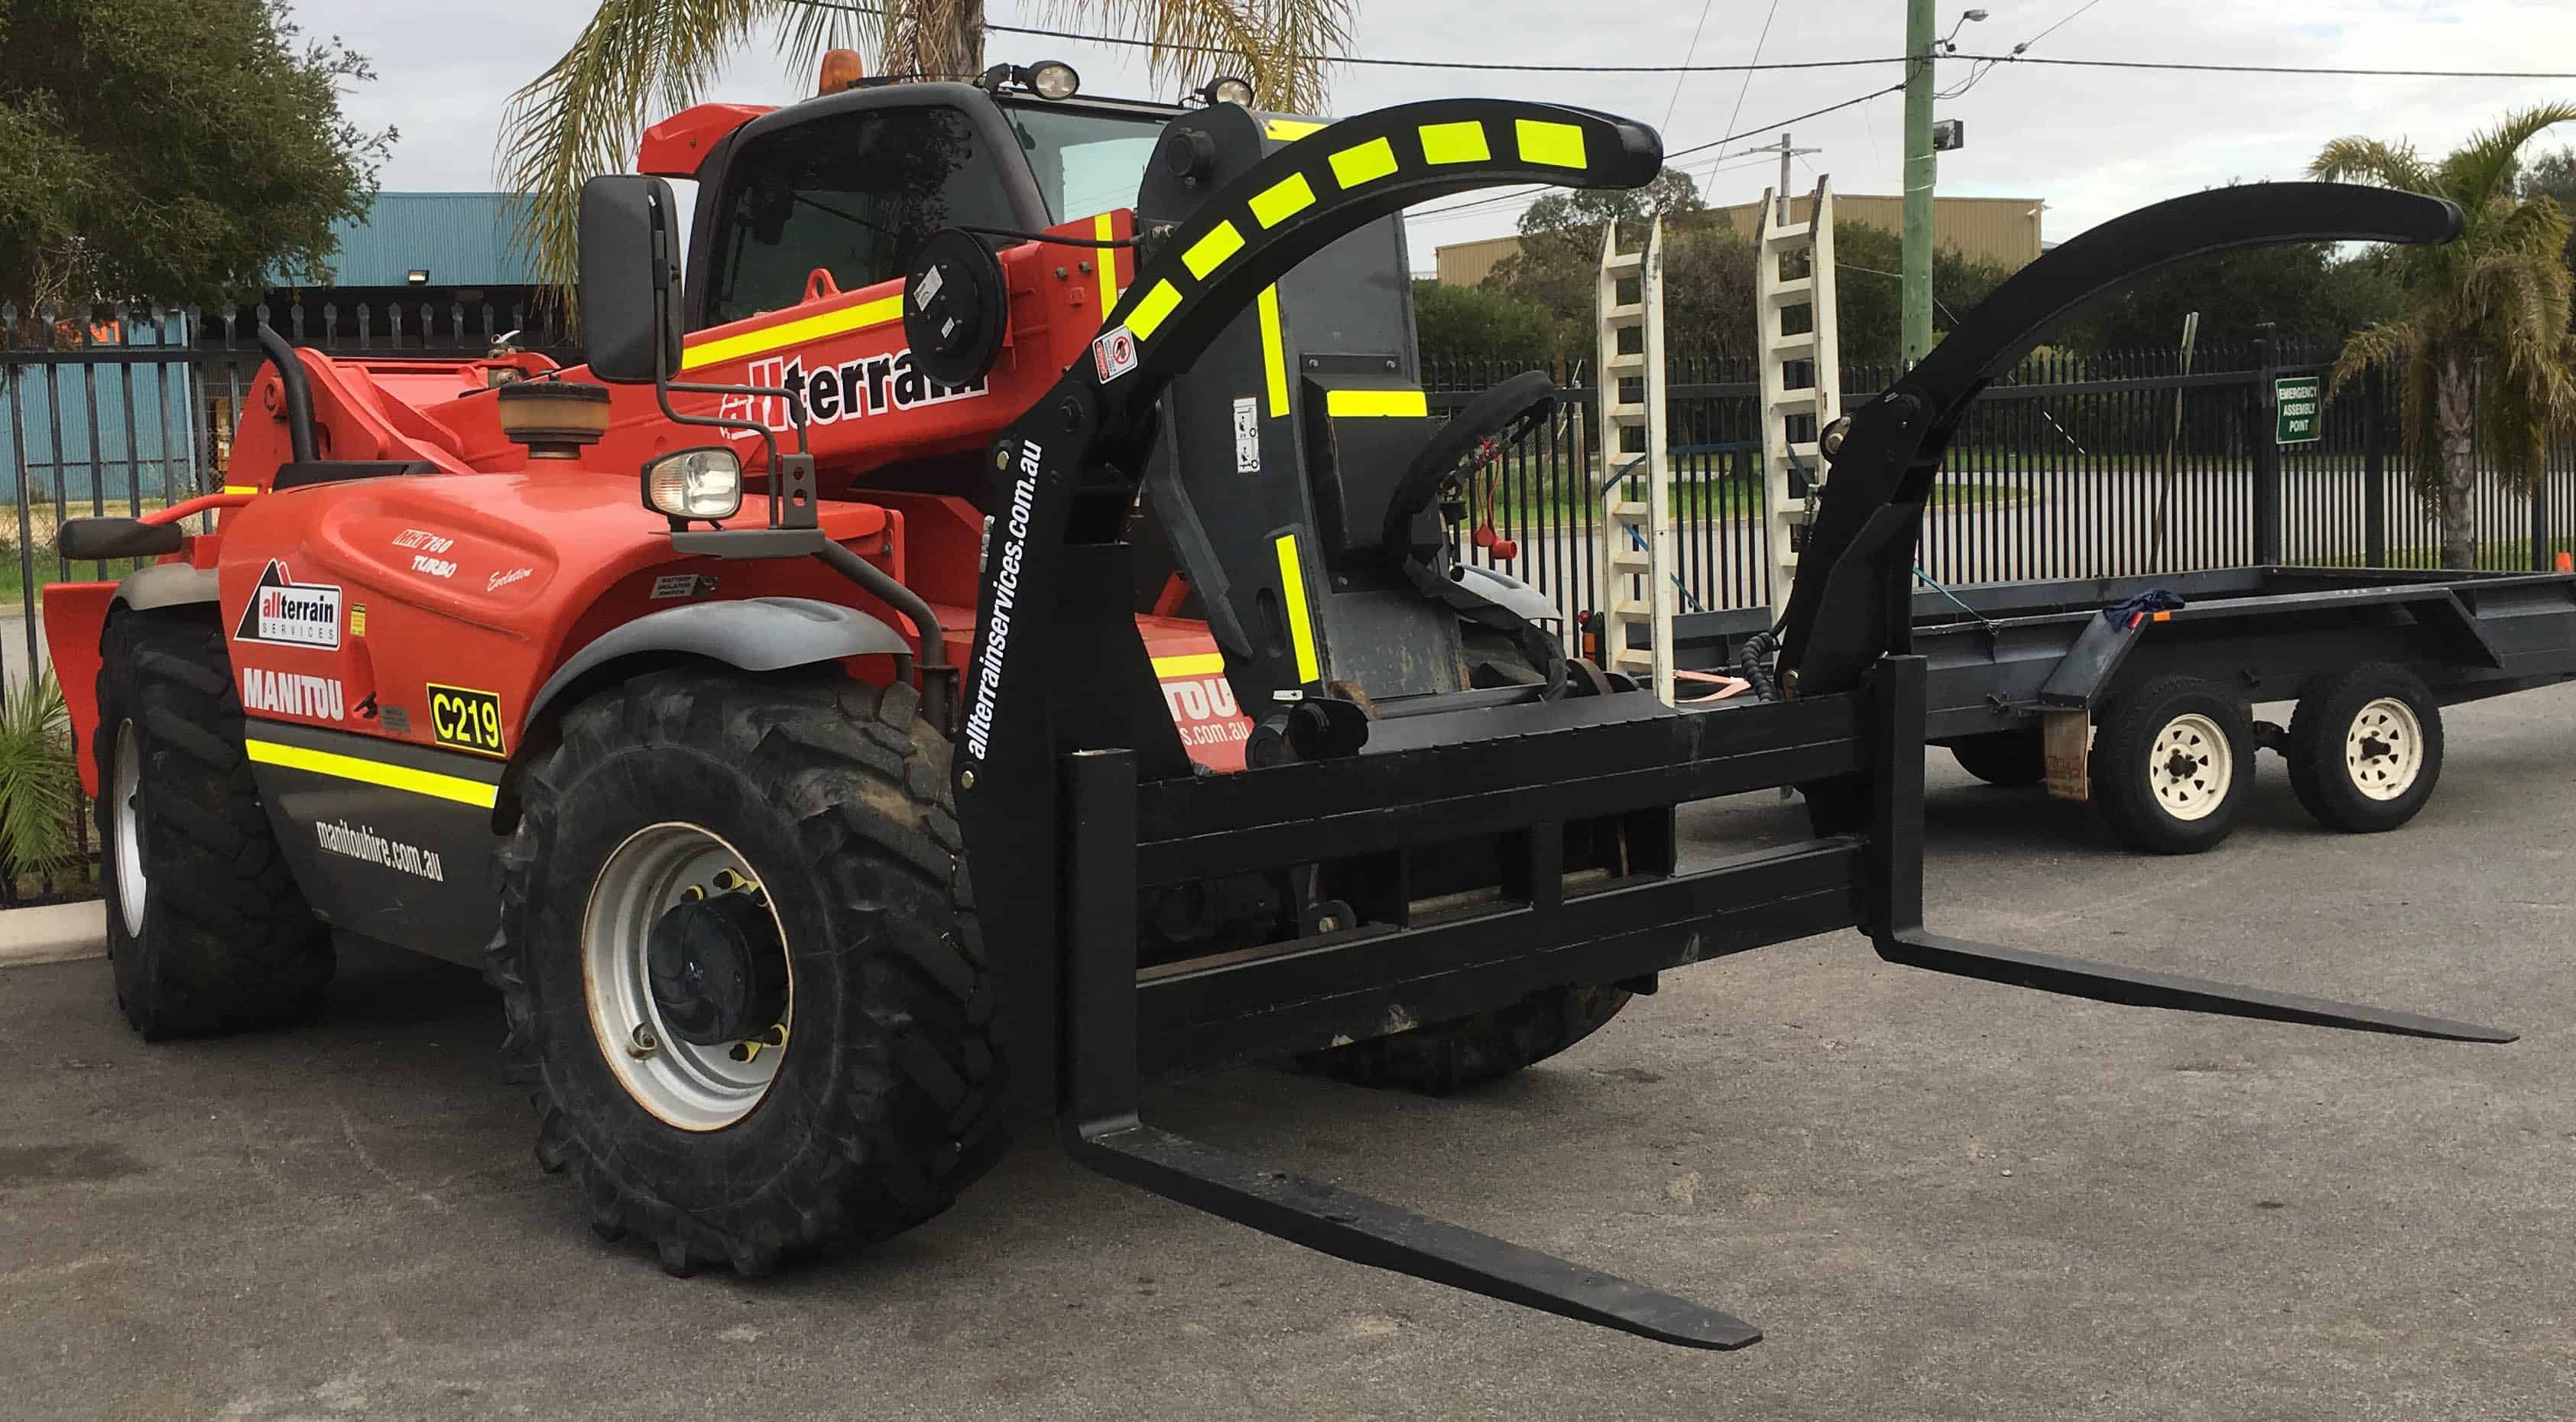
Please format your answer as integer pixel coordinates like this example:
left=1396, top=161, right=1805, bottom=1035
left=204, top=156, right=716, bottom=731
left=44, top=62, right=2506, bottom=1349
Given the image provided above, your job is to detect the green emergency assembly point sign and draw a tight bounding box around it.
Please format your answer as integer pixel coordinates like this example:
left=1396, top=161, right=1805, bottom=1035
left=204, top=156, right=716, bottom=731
left=2276, top=374, right=2322, bottom=444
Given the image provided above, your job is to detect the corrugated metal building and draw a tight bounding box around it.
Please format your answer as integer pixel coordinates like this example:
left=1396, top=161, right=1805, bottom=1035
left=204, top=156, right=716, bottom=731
left=1433, top=193, right=2046, bottom=286
left=277, top=192, right=545, bottom=289
left=248, top=191, right=553, bottom=347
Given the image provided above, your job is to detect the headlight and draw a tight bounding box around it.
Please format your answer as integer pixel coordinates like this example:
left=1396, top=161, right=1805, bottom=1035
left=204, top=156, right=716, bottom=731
left=1027, top=60, right=1080, bottom=100
left=642, top=446, right=743, bottom=521
left=1208, top=75, right=1254, bottom=107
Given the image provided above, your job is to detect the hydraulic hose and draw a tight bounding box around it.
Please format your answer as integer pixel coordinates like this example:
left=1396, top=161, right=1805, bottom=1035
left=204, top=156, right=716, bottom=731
left=252, top=324, right=319, bottom=465
left=816, top=537, right=952, bottom=728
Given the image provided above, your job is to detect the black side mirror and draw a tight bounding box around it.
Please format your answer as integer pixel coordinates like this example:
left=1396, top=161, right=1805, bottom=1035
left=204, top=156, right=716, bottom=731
left=579, top=174, right=684, bottom=385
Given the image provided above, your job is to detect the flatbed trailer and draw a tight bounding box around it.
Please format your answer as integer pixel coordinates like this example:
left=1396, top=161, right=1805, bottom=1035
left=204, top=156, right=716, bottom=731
left=1677, top=563, right=2576, bottom=852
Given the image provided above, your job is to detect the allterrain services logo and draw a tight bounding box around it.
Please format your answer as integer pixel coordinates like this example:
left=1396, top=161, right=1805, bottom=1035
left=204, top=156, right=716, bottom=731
left=233, top=560, right=343, bottom=650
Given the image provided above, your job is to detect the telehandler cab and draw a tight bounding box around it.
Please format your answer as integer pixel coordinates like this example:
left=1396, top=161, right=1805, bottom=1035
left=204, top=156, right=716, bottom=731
left=46, top=63, right=2506, bottom=1349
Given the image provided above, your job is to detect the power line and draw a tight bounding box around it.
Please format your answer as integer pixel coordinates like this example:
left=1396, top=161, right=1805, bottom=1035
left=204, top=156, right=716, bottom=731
left=1955, top=53, right=2576, bottom=79
left=785, top=3, right=2576, bottom=80
left=1408, top=82, right=1903, bottom=225
left=1662, top=0, right=1722, bottom=131
left=2016, top=0, right=2108, bottom=54
left=1706, top=0, right=1787, bottom=196
left=784, top=1, right=1902, bottom=73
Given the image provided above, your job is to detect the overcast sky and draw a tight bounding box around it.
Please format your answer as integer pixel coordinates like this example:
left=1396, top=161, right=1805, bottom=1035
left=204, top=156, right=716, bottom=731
left=302, top=0, right=2576, bottom=273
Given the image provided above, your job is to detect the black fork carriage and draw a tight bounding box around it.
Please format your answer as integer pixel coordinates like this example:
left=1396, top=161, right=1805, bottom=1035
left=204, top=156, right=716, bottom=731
left=950, top=99, right=2510, bottom=1348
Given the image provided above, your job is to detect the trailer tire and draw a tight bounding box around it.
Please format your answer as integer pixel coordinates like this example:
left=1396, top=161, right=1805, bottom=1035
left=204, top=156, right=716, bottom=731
left=488, top=668, right=1007, bottom=1278
left=1296, top=984, right=1632, bottom=1095
left=2286, top=664, right=2442, bottom=833
left=1947, top=729, right=2045, bottom=787
left=92, top=610, right=333, bottom=1039
left=2091, top=676, right=2252, bottom=855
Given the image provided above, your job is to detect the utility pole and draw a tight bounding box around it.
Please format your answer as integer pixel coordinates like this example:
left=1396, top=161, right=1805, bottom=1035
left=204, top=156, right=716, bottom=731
left=1901, top=0, right=1937, bottom=368
left=1753, top=133, right=1824, bottom=224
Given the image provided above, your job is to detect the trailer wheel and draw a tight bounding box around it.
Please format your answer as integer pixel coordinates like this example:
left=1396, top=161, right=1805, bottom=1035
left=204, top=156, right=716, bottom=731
left=92, top=610, right=333, bottom=1039
left=1296, top=983, right=1632, bottom=1095
left=488, top=668, right=1007, bottom=1278
left=1947, top=729, right=2045, bottom=787
left=2091, top=676, right=2252, bottom=854
left=2286, top=664, right=2443, bottom=833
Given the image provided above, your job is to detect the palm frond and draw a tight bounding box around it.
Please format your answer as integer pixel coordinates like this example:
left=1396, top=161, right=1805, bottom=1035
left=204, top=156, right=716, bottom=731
left=777, top=0, right=878, bottom=70
left=2309, top=135, right=2433, bottom=192
left=2438, top=102, right=2576, bottom=215
left=495, top=0, right=779, bottom=307
left=2325, top=315, right=2421, bottom=398
left=1040, top=0, right=1352, bottom=112
left=881, top=0, right=981, bottom=80
left=0, top=668, right=77, bottom=883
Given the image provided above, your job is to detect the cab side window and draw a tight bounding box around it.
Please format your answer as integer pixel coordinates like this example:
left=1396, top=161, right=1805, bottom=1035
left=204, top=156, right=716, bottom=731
left=703, top=106, right=1018, bottom=327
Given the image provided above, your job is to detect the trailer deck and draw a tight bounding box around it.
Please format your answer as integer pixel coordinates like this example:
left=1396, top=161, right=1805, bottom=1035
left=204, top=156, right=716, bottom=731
left=1678, top=563, right=2576, bottom=850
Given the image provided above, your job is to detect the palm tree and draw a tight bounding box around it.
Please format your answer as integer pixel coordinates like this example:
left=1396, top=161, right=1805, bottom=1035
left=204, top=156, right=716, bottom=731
left=2312, top=106, right=2576, bottom=569
left=499, top=0, right=1351, bottom=300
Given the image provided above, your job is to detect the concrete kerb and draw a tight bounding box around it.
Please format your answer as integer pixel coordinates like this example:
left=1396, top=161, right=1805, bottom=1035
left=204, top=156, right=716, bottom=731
left=0, top=899, right=107, bottom=966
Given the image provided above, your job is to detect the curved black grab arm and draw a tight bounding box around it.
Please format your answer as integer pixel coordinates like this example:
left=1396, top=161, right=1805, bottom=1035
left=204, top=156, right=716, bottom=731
left=949, top=97, right=1665, bottom=1135
left=953, top=98, right=1663, bottom=787
left=1776, top=182, right=2462, bottom=701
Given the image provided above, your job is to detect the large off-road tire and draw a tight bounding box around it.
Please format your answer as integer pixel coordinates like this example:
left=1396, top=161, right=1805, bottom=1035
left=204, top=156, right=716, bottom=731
left=92, top=609, right=333, bottom=1039
left=2286, top=663, right=2444, bottom=833
left=488, top=667, right=1007, bottom=1278
left=2091, top=675, right=2253, bottom=855
left=1296, top=983, right=1633, bottom=1095
left=1947, top=728, right=2046, bottom=787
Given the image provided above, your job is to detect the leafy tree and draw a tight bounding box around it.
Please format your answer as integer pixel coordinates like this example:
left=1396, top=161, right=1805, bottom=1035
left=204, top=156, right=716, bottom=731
left=2518, top=144, right=2576, bottom=301
left=1825, top=222, right=2012, bottom=368
left=2314, top=106, right=2576, bottom=568
left=1484, top=167, right=1741, bottom=358
left=1412, top=280, right=1552, bottom=365
left=501, top=0, right=1351, bottom=297
left=0, top=0, right=391, bottom=315
left=1480, top=177, right=2009, bottom=368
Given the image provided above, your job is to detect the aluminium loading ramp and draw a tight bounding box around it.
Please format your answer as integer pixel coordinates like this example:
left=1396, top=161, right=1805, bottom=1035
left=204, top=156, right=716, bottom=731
left=1596, top=217, right=1675, bottom=703
left=1756, top=177, right=1842, bottom=619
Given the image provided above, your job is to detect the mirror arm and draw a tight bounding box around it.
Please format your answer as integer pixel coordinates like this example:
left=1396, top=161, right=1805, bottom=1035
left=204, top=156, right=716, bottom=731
left=644, top=277, right=816, bottom=530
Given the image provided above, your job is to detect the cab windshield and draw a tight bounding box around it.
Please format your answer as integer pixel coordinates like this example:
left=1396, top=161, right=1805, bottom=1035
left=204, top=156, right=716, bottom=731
left=1001, top=102, right=1170, bottom=222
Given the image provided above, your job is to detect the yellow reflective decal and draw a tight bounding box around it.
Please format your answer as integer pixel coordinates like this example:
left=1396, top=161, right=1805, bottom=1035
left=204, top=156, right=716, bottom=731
left=1265, top=118, right=1326, bottom=140
left=245, top=738, right=500, bottom=809
left=1092, top=212, right=1120, bottom=319
left=1151, top=652, right=1228, bottom=677
left=1182, top=221, right=1246, bottom=280
left=221, top=484, right=258, bottom=496
left=1515, top=118, right=1587, bottom=170
left=1418, top=121, right=1491, bottom=165
left=681, top=295, right=904, bottom=370
left=1273, top=533, right=1321, bottom=683
left=1329, top=137, right=1400, bottom=189
left=1249, top=172, right=1317, bottom=228
left=1257, top=285, right=1289, bottom=417
left=1125, top=280, right=1183, bottom=341
left=1324, top=388, right=1429, bottom=418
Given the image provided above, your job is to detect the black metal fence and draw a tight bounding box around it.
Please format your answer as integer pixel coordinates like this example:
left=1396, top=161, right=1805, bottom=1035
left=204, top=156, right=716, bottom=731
left=0, top=300, right=576, bottom=671
left=9, top=308, right=2576, bottom=660
left=1427, top=338, right=2576, bottom=629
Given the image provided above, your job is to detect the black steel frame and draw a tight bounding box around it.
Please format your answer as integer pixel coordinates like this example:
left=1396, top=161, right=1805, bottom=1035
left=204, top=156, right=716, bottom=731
left=933, top=111, right=2518, bottom=1349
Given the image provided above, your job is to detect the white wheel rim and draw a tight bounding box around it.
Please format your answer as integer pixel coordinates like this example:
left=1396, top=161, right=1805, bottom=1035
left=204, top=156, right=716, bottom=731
left=2344, top=696, right=2425, bottom=802
left=580, top=822, right=791, bottom=1132
left=112, top=719, right=147, bottom=937
left=2148, top=712, right=2234, bottom=822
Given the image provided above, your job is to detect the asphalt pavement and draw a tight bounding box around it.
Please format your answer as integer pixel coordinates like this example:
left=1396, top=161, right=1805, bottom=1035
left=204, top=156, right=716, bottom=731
left=5, top=687, right=2573, bottom=1421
